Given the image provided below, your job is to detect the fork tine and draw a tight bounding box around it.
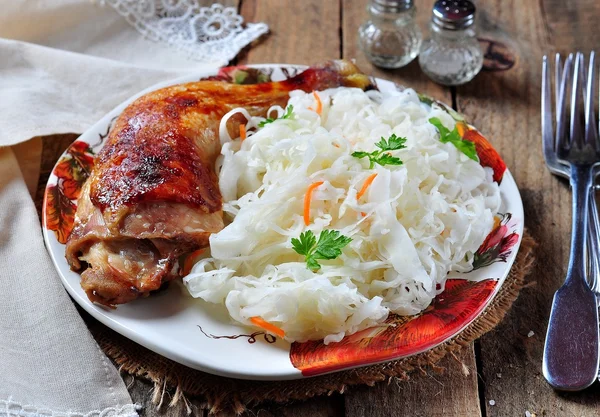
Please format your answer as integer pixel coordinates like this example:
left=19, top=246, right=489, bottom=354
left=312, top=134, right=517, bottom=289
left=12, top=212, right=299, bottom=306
left=555, top=54, right=563, bottom=129
left=542, top=56, right=555, bottom=161
left=570, top=52, right=585, bottom=149
left=585, top=51, right=599, bottom=150
left=557, top=53, right=574, bottom=154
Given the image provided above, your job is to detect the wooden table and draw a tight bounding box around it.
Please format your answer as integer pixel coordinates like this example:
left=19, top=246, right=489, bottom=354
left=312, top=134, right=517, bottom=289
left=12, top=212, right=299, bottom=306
left=23, top=0, right=600, bottom=415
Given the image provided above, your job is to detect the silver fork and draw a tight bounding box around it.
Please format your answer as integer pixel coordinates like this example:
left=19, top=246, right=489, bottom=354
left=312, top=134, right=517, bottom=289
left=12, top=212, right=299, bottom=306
left=542, top=52, right=600, bottom=391
left=543, top=53, right=600, bottom=296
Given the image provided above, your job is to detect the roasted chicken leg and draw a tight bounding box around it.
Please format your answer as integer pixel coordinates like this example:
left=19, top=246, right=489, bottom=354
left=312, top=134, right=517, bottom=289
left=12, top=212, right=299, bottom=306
left=65, top=60, right=372, bottom=307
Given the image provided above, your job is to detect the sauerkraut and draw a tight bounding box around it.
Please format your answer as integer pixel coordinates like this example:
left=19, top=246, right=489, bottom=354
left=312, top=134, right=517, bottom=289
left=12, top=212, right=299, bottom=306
left=184, top=86, right=501, bottom=344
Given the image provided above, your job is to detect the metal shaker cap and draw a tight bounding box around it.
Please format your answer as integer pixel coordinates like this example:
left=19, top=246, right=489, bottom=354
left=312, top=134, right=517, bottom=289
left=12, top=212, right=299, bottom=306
left=371, top=0, right=413, bottom=13
left=432, top=0, right=475, bottom=30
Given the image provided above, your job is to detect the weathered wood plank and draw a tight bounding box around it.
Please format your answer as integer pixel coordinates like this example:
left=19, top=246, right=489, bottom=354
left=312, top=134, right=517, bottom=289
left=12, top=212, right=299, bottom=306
left=456, top=0, right=600, bottom=416
left=342, top=1, right=481, bottom=416
left=345, top=346, right=480, bottom=417
left=215, top=394, right=345, bottom=417
left=12, top=137, right=42, bottom=199
left=238, top=0, right=341, bottom=65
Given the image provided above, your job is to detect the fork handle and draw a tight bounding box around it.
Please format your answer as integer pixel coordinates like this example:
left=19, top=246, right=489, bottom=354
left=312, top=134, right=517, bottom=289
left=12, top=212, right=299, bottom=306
left=543, top=164, right=600, bottom=390
left=567, top=164, right=595, bottom=278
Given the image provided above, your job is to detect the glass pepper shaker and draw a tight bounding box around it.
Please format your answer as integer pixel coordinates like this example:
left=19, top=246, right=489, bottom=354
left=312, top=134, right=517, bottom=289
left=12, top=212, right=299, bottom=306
left=418, top=0, right=483, bottom=86
left=358, top=0, right=422, bottom=69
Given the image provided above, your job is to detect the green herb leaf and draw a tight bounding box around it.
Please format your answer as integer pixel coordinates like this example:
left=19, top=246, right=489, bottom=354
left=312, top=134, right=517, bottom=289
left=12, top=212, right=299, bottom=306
left=313, top=230, right=353, bottom=260
left=375, top=134, right=407, bottom=152
left=351, top=151, right=371, bottom=159
left=376, top=153, right=403, bottom=166
left=258, top=105, right=295, bottom=127
left=353, top=134, right=407, bottom=168
left=291, top=230, right=317, bottom=257
left=429, top=117, right=479, bottom=161
left=282, top=105, right=294, bottom=120
left=428, top=117, right=451, bottom=137
left=306, top=257, right=322, bottom=272
left=417, top=93, right=435, bottom=106
left=452, top=139, right=478, bottom=161
left=291, top=229, right=352, bottom=272
left=258, top=117, right=275, bottom=127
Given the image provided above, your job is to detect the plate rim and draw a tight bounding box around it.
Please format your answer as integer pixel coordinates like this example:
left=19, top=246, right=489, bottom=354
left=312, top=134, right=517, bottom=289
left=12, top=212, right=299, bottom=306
left=42, top=63, right=525, bottom=380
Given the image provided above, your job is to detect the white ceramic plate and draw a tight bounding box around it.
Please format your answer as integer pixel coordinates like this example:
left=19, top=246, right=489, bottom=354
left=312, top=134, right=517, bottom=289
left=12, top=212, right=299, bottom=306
left=43, top=64, right=524, bottom=380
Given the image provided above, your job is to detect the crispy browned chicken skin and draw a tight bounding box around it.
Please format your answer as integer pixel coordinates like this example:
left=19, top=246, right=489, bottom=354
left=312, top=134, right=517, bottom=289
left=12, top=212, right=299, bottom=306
left=65, top=60, right=372, bottom=307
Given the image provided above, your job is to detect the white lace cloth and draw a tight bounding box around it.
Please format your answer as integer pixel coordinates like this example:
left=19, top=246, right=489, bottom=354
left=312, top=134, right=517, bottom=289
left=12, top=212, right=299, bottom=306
left=0, top=1, right=268, bottom=416
left=0, top=399, right=139, bottom=417
left=100, top=1, right=269, bottom=64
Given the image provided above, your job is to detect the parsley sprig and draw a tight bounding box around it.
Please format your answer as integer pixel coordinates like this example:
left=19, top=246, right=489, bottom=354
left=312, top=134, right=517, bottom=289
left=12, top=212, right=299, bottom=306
left=291, top=230, right=352, bottom=272
left=428, top=117, right=478, bottom=161
left=258, top=105, right=294, bottom=127
left=352, top=134, right=407, bottom=169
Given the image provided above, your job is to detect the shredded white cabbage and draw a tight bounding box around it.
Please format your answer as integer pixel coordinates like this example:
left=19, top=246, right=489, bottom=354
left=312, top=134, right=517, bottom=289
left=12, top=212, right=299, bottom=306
left=184, top=87, right=501, bottom=344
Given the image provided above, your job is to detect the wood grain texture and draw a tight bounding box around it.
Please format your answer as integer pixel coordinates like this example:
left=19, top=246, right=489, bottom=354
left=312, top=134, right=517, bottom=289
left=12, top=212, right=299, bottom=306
left=238, top=0, right=341, bottom=65
left=345, top=346, right=481, bottom=417
left=215, top=395, right=344, bottom=417
left=456, top=0, right=600, bottom=416
left=12, top=137, right=42, bottom=199
left=342, top=1, right=482, bottom=416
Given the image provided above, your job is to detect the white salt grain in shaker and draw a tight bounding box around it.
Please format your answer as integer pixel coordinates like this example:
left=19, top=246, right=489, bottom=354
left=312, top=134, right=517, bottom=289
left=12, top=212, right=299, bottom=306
left=358, top=0, right=422, bottom=69
left=418, top=0, right=483, bottom=85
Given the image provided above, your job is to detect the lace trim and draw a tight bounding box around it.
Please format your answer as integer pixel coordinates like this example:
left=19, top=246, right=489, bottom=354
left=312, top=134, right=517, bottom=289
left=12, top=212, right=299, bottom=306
left=0, top=398, right=139, bottom=417
left=97, top=1, right=269, bottom=64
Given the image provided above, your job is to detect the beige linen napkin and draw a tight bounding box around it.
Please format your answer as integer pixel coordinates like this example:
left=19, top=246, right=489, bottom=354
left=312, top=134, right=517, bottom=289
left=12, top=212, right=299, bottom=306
left=0, top=38, right=190, bottom=147
left=0, top=0, right=267, bottom=415
left=0, top=148, right=138, bottom=416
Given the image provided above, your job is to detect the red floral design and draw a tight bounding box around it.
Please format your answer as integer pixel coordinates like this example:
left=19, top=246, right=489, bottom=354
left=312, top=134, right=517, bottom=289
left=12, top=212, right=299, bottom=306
left=44, top=141, right=95, bottom=243
left=289, top=279, right=498, bottom=376
left=472, top=213, right=519, bottom=270
left=457, top=121, right=507, bottom=183
left=44, top=184, right=77, bottom=244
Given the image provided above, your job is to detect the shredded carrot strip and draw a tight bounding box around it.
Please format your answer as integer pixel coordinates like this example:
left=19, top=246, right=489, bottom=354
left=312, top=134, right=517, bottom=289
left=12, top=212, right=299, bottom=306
left=180, top=249, right=205, bottom=276
left=239, top=124, right=247, bottom=140
left=304, top=181, right=324, bottom=226
left=313, top=91, right=322, bottom=115
left=361, top=212, right=367, bottom=217
left=333, top=143, right=340, bottom=148
left=250, top=317, right=285, bottom=338
left=357, top=173, right=378, bottom=200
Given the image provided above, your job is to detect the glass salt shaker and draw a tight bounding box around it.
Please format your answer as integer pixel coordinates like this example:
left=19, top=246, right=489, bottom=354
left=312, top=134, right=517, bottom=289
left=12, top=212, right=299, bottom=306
left=418, top=0, right=483, bottom=86
left=358, top=0, right=422, bottom=69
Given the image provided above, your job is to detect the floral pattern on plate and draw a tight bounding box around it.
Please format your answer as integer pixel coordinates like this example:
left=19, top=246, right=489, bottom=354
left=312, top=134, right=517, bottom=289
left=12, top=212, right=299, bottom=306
left=45, top=141, right=95, bottom=244
left=289, top=278, right=498, bottom=376
left=473, top=213, right=520, bottom=270
left=42, top=64, right=524, bottom=380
